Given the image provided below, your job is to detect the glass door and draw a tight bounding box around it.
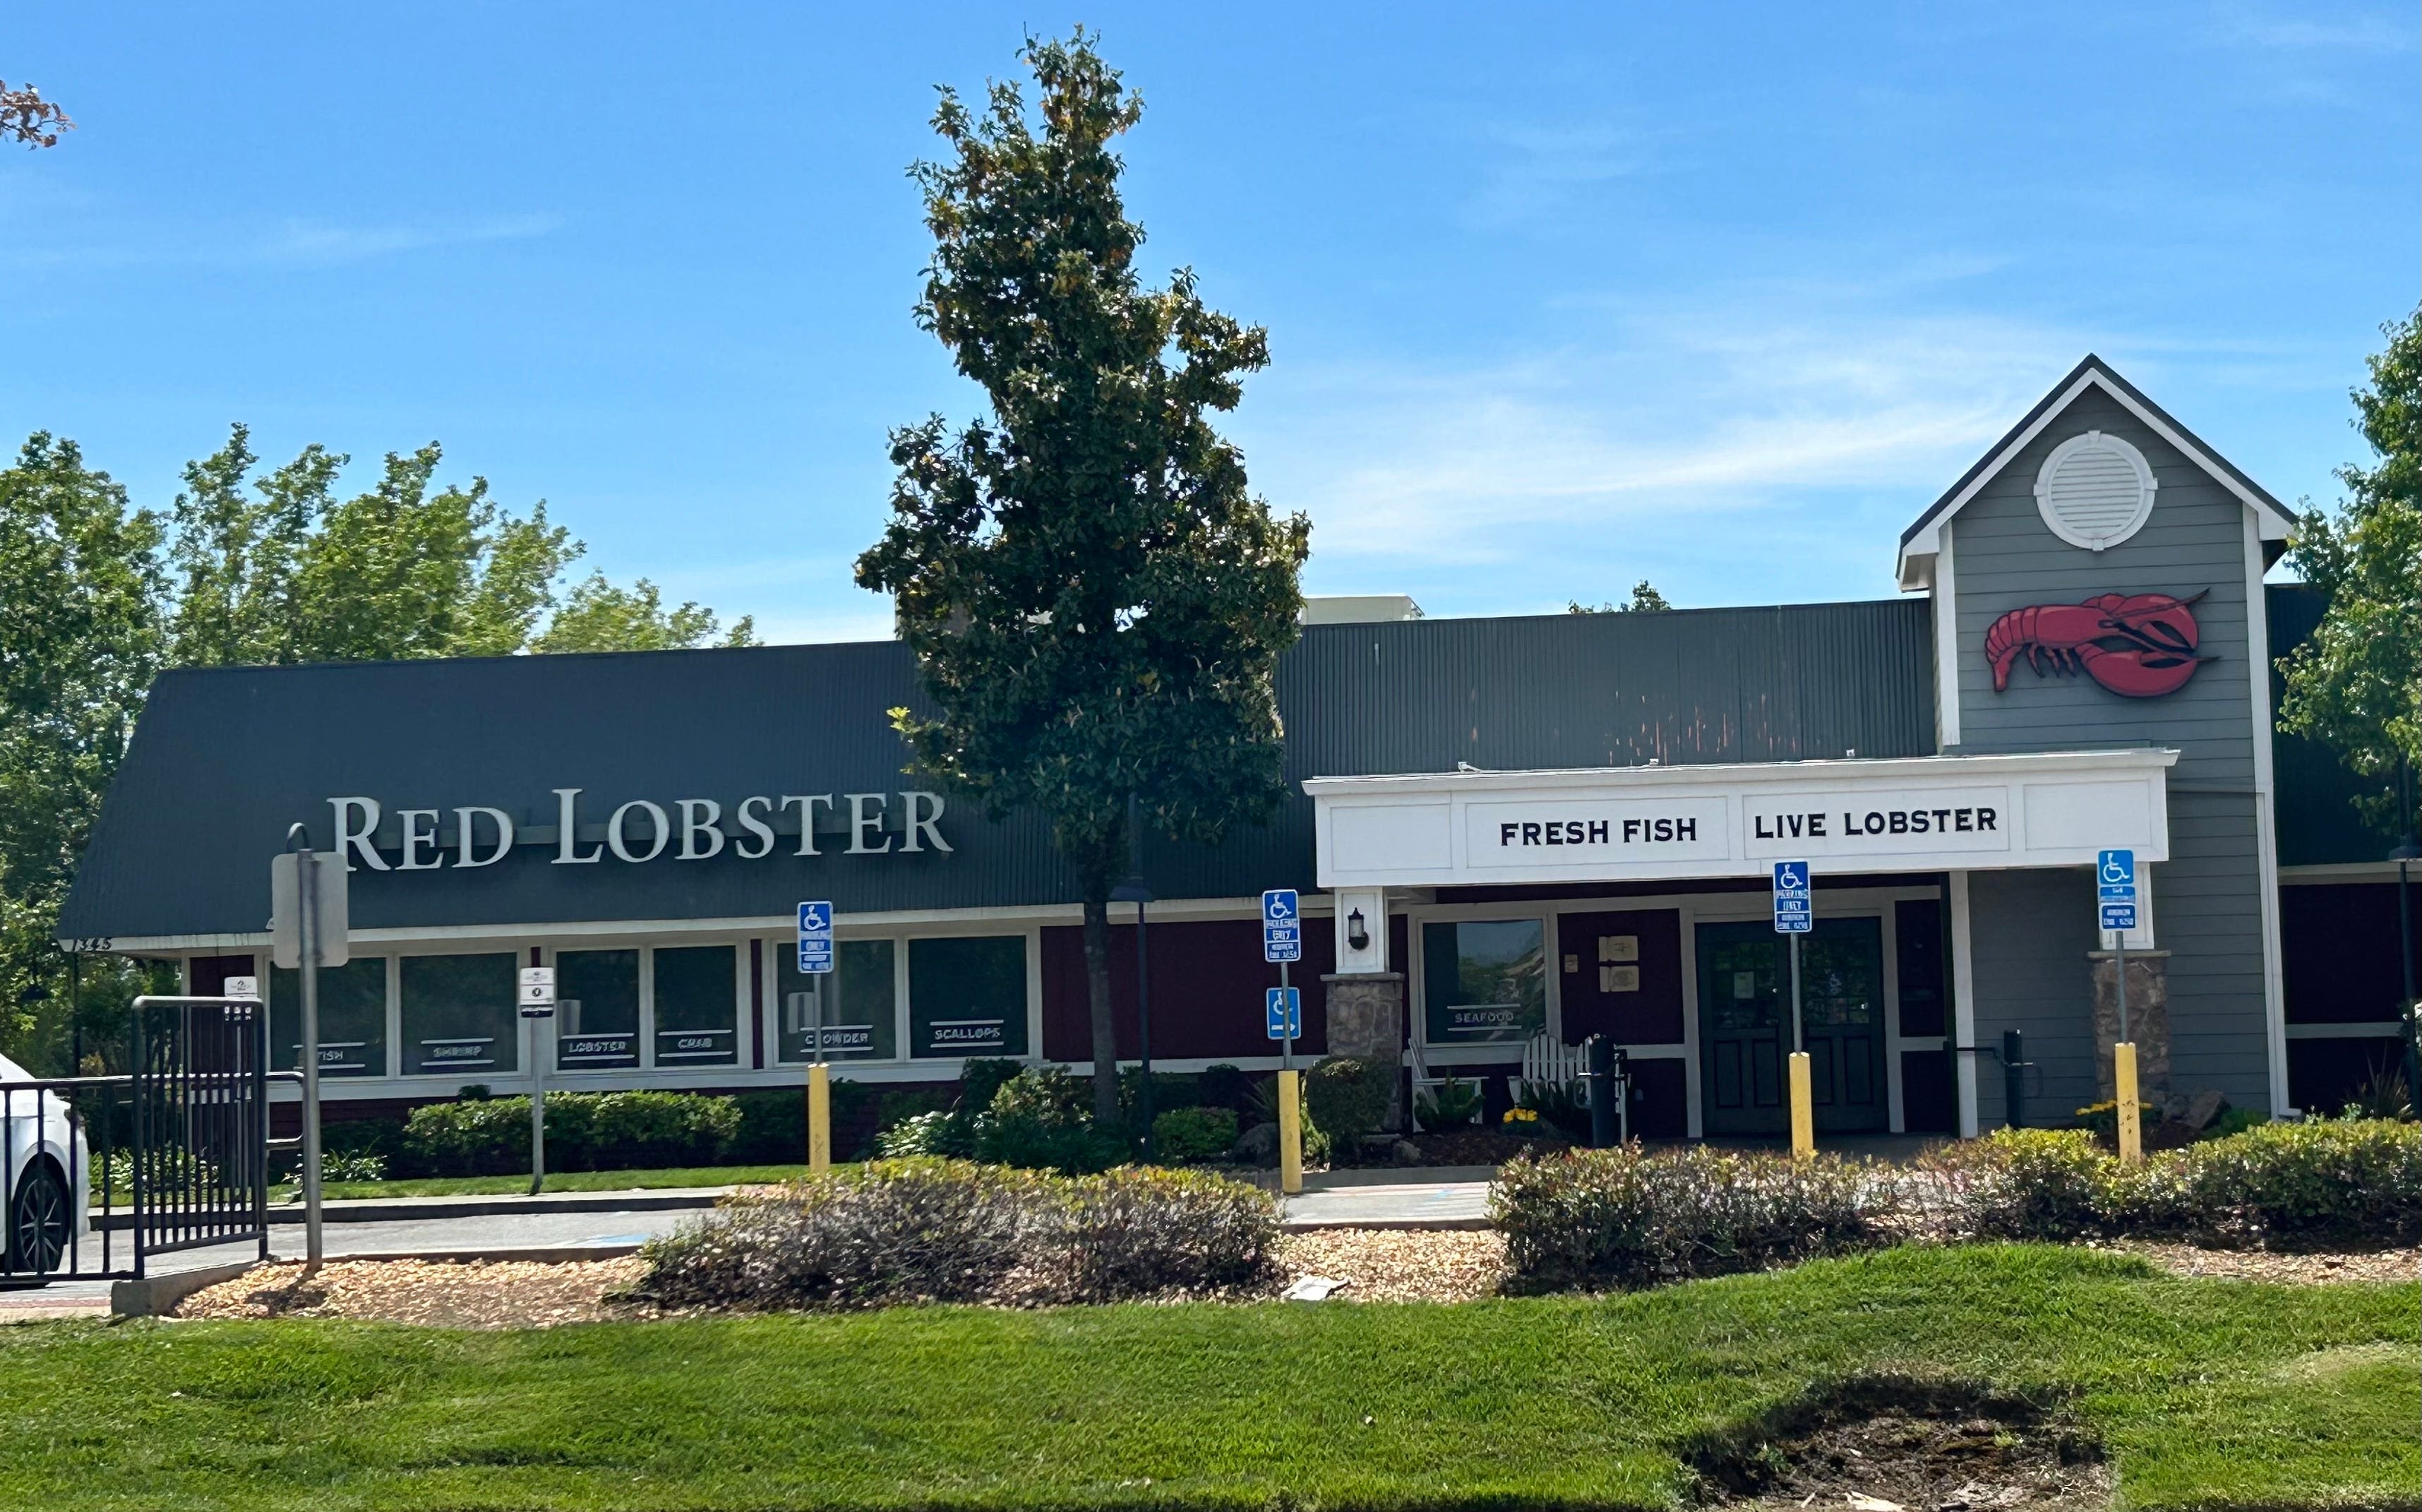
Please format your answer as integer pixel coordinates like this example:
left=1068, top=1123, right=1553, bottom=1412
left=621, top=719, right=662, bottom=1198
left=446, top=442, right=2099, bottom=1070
left=1695, top=916, right=1888, bottom=1136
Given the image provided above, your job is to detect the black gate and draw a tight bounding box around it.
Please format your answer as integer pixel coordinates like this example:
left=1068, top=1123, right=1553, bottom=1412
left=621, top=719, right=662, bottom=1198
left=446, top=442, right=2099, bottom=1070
left=0, top=995, right=289, bottom=1285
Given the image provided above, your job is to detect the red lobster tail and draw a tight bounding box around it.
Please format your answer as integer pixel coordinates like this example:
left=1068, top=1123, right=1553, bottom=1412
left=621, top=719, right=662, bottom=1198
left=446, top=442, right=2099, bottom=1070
left=1981, top=606, right=2037, bottom=692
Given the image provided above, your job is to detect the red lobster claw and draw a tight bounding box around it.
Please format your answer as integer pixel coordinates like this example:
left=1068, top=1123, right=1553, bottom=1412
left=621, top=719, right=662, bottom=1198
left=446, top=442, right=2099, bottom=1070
left=1983, top=590, right=2212, bottom=699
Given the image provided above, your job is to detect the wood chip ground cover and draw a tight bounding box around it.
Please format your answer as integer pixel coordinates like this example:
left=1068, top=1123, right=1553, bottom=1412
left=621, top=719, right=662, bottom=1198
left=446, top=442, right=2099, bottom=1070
left=170, top=1231, right=2410, bottom=1328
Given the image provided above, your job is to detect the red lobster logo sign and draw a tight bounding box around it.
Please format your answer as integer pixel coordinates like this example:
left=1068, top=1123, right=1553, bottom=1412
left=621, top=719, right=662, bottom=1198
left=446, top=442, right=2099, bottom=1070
left=1984, top=590, right=2214, bottom=700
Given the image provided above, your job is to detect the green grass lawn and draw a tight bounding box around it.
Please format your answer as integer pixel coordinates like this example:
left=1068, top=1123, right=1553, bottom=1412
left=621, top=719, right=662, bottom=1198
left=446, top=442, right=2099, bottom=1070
left=0, top=1245, right=2409, bottom=1511
left=263, top=1163, right=827, bottom=1202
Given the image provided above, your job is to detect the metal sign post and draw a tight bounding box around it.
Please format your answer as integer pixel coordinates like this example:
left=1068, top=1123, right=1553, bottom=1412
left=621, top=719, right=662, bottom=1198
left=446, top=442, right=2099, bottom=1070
left=2099, top=849, right=2142, bottom=1162
left=1262, top=890, right=1304, bottom=1194
left=519, top=966, right=557, bottom=1192
left=796, top=902, right=835, bottom=1173
left=1772, top=860, right=1813, bottom=1159
left=272, top=829, right=348, bottom=1269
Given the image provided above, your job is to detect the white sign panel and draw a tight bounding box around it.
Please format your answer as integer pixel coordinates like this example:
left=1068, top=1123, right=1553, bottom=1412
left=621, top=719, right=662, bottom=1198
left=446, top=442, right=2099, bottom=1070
left=1307, top=749, right=2174, bottom=890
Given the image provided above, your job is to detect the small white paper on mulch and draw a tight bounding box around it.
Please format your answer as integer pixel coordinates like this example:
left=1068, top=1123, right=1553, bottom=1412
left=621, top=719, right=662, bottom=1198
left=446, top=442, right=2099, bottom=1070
left=1282, top=1275, right=1350, bottom=1302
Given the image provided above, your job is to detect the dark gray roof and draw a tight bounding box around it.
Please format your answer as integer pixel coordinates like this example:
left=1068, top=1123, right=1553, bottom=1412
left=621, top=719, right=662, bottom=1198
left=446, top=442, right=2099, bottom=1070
left=62, top=598, right=1939, bottom=943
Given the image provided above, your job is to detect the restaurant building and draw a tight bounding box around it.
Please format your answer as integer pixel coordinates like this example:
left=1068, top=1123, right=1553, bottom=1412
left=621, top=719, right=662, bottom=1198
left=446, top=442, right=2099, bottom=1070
left=58, top=356, right=2420, bottom=1136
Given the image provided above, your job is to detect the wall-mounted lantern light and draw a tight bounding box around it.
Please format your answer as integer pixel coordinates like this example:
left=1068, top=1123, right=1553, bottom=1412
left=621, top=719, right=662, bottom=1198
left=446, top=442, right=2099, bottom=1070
left=1345, top=907, right=1369, bottom=952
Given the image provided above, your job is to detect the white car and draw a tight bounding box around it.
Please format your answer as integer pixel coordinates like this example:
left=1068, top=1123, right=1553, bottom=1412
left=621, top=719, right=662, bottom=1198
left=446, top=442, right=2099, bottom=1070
left=0, top=1054, right=87, bottom=1279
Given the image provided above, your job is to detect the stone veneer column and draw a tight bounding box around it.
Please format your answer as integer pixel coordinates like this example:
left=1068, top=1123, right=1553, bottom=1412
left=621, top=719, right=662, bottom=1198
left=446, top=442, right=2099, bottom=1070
left=2087, top=951, right=2171, bottom=1103
left=1321, top=972, right=1407, bottom=1132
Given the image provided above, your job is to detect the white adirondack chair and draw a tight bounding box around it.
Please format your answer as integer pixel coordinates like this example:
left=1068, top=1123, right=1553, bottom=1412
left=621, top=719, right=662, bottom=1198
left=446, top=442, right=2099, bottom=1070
left=1514, top=1031, right=1589, bottom=1106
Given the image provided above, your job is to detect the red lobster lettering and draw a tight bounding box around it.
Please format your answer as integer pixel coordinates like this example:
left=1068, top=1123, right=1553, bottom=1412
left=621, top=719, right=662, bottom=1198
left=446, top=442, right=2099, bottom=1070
left=1983, top=590, right=2213, bottom=700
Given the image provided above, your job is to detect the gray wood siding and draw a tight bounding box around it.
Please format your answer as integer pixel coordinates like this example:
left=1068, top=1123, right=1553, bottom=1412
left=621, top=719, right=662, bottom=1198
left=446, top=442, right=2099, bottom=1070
left=1968, top=868, right=2100, bottom=1127
left=1947, top=385, right=2275, bottom=1112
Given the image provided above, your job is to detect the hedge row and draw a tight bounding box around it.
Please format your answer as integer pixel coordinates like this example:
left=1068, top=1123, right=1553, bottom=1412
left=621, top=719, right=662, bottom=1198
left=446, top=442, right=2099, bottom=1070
left=1492, top=1117, right=2422, bottom=1291
left=1911, top=1118, right=2422, bottom=1246
left=634, top=1158, right=1278, bottom=1309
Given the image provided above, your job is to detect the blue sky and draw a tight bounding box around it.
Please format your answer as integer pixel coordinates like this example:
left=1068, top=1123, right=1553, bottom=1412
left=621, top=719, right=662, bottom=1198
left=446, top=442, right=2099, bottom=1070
left=6, top=4, right=2414, bottom=641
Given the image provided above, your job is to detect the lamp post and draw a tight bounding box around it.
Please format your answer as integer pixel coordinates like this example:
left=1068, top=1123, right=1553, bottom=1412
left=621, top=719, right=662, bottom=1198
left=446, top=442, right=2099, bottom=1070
left=2392, top=760, right=2419, bottom=1118
left=1110, top=793, right=1154, bottom=1160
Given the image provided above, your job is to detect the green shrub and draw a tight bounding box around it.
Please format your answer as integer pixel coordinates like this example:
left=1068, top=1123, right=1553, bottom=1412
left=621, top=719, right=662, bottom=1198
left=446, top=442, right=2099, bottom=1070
left=990, top=1065, right=1092, bottom=1127
left=2154, top=1117, right=2421, bottom=1244
left=1195, top=1064, right=1252, bottom=1115
left=1914, top=1128, right=2115, bottom=1241
left=958, top=1057, right=1026, bottom=1119
left=2203, top=1107, right=2267, bottom=1141
left=1151, top=1105, right=1238, bottom=1165
left=1492, top=1145, right=1897, bottom=1290
left=873, top=1110, right=954, bottom=1159
left=977, top=1116, right=1130, bottom=1175
left=1305, top=1057, right=1392, bottom=1148
left=323, top=1151, right=387, bottom=1183
left=1044, top=1166, right=1278, bottom=1302
left=404, top=1096, right=533, bottom=1175
left=402, top=1091, right=741, bottom=1176
left=1415, top=1075, right=1483, bottom=1131
left=1916, top=1119, right=2422, bottom=1247
left=635, top=1158, right=1278, bottom=1310
left=636, top=1158, right=1041, bottom=1309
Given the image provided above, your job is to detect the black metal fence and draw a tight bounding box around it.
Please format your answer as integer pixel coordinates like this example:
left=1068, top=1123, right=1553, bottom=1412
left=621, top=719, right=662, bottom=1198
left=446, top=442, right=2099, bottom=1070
left=0, top=995, right=290, bottom=1286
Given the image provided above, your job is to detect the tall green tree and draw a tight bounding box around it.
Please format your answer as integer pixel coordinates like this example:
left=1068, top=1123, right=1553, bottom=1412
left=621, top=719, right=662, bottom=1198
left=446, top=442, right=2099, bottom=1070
left=167, top=426, right=755, bottom=666
left=534, top=574, right=757, bottom=653
left=857, top=32, right=1309, bottom=1120
left=0, top=436, right=165, bottom=1062
left=2279, top=307, right=2422, bottom=840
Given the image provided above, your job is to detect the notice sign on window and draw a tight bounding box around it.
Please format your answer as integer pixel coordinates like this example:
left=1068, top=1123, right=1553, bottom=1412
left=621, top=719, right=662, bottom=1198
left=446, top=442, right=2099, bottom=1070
left=923, top=1018, right=1007, bottom=1053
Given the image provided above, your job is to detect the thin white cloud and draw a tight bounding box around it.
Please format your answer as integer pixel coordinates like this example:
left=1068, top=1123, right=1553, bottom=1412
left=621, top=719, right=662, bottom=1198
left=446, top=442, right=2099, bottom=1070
left=1465, top=120, right=1663, bottom=228
left=2210, top=4, right=2414, bottom=51
left=1238, top=294, right=2084, bottom=578
left=257, top=213, right=560, bottom=265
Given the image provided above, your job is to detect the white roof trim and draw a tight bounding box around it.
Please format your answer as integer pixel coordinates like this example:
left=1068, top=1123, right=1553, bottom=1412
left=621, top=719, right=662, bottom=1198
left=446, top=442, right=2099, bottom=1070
left=1896, top=369, right=2296, bottom=583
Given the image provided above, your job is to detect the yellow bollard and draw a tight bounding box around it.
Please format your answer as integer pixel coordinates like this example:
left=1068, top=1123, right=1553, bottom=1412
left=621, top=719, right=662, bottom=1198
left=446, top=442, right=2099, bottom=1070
left=2114, top=1041, right=2142, bottom=1165
left=1787, top=1052, right=1815, bottom=1159
left=1276, top=1068, right=1303, bottom=1196
left=808, top=1062, right=832, bottom=1175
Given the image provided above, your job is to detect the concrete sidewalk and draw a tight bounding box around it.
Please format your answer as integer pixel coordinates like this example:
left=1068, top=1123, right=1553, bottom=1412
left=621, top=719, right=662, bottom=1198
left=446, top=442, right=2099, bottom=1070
left=1281, top=1179, right=1492, bottom=1230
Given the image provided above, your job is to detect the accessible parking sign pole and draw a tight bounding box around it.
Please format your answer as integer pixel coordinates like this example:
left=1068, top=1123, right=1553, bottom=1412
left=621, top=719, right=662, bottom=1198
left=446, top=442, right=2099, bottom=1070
left=519, top=965, right=557, bottom=1193
left=2099, top=850, right=2142, bottom=1163
left=272, top=825, right=349, bottom=1271
left=1262, top=889, right=1303, bottom=1195
left=1773, top=861, right=1814, bottom=1159
left=797, top=902, right=835, bottom=1174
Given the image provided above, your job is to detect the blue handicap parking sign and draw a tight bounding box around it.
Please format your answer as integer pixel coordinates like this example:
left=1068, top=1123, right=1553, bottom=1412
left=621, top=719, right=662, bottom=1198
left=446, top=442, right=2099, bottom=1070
left=1265, top=987, right=1301, bottom=1040
left=1772, top=860, right=1812, bottom=935
left=796, top=901, right=834, bottom=974
left=2097, top=850, right=2138, bottom=933
left=1261, top=889, right=1301, bottom=964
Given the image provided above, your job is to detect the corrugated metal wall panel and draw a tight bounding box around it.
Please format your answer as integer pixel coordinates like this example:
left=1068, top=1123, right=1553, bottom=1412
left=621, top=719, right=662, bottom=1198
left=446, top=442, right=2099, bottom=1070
left=64, top=599, right=1939, bottom=940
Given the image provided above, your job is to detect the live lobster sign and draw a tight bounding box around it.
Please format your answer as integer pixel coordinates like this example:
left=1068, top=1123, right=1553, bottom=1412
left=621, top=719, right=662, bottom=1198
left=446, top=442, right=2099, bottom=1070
left=1984, top=590, right=2213, bottom=700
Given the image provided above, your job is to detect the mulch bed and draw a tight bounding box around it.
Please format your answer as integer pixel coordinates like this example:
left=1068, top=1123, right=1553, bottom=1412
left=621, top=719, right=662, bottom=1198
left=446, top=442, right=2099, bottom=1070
left=167, top=1232, right=2414, bottom=1330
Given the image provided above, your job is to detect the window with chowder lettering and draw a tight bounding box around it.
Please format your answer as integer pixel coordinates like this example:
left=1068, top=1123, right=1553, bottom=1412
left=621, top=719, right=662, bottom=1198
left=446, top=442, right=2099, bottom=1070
left=779, top=938, right=897, bottom=1062
left=1422, top=920, right=1548, bottom=1046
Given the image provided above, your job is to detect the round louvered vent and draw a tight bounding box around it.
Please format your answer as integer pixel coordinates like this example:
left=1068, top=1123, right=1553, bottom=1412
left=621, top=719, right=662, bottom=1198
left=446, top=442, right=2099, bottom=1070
left=2033, top=430, right=2157, bottom=551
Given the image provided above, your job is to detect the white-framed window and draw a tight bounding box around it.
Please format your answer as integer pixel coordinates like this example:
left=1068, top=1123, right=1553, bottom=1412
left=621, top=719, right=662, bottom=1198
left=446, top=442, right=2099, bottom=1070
left=1416, top=916, right=1549, bottom=1050
left=2034, top=430, right=2157, bottom=551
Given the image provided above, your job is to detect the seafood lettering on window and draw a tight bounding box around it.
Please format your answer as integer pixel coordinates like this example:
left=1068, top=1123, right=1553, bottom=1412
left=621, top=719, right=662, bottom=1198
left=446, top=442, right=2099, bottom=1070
left=1983, top=590, right=2214, bottom=700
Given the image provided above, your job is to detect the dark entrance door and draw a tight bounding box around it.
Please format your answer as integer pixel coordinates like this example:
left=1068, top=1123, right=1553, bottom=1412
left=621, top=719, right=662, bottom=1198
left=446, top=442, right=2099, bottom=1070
left=1696, top=917, right=1888, bottom=1136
